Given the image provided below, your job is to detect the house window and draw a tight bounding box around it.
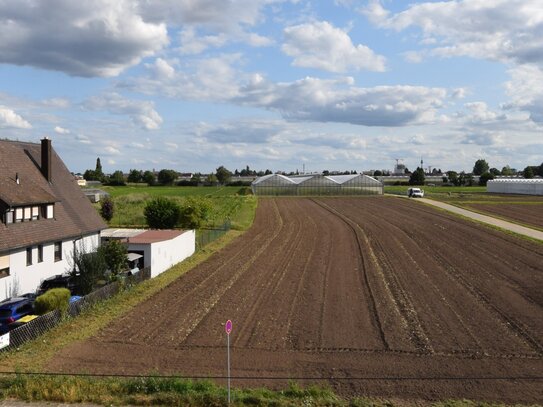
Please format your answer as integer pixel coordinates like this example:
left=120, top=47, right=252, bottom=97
left=26, top=247, right=33, bottom=266
left=0, top=267, right=8, bottom=279
left=54, top=241, right=62, bottom=262
left=32, top=206, right=39, bottom=220
left=24, top=207, right=31, bottom=220
left=46, top=204, right=54, bottom=219
left=38, top=245, right=43, bottom=263
left=4, top=210, right=13, bottom=224
left=15, top=208, right=23, bottom=223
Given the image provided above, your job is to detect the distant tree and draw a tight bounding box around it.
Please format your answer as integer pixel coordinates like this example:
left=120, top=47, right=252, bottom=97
left=158, top=169, right=178, bottom=185
left=538, top=162, right=543, bottom=177
left=215, top=166, right=232, bottom=184
left=373, top=170, right=383, bottom=176
left=206, top=173, right=218, bottom=185
left=489, top=167, right=501, bottom=176
left=95, top=157, right=103, bottom=175
left=144, top=197, right=180, bottom=229
left=107, top=170, right=126, bottom=186
left=446, top=171, right=459, bottom=186
left=473, top=159, right=489, bottom=176
left=191, top=173, right=202, bottom=184
left=409, top=167, right=425, bottom=185
left=323, top=170, right=330, bottom=176
left=501, top=165, right=515, bottom=176
left=404, top=168, right=410, bottom=174
left=143, top=170, right=156, bottom=185
left=127, top=169, right=143, bottom=183
left=478, top=172, right=495, bottom=186
left=459, top=171, right=474, bottom=186
left=100, top=197, right=114, bottom=222
left=100, top=240, right=127, bottom=276
left=83, top=169, right=96, bottom=181
left=264, top=169, right=273, bottom=175
left=523, top=166, right=535, bottom=179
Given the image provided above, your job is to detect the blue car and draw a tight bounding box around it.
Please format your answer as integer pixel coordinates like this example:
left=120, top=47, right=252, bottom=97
left=0, top=297, right=35, bottom=325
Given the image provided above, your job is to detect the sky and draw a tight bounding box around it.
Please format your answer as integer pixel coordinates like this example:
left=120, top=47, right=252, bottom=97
left=0, top=0, right=542, bottom=174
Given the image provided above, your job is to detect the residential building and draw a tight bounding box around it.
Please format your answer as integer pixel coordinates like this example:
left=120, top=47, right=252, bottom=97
left=0, top=138, right=106, bottom=300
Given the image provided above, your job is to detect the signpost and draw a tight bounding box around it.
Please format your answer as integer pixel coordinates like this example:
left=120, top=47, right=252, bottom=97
left=225, top=320, right=232, bottom=404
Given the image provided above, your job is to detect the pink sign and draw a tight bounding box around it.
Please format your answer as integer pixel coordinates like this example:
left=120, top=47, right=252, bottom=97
left=225, top=319, right=232, bottom=335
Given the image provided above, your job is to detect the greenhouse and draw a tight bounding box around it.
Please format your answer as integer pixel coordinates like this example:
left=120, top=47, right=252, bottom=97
left=251, top=173, right=383, bottom=196
left=487, top=178, right=543, bottom=195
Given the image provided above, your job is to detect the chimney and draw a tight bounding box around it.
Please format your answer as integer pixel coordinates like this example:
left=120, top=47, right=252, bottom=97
left=41, top=137, right=52, bottom=182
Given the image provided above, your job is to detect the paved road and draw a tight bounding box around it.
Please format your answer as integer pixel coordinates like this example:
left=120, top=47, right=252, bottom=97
left=409, top=197, right=543, bottom=241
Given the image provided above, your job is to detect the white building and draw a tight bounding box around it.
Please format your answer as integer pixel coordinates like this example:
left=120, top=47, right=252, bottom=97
left=487, top=178, right=543, bottom=195
left=0, top=139, right=106, bottom=301
left=102, top=228, right=195, bottom=278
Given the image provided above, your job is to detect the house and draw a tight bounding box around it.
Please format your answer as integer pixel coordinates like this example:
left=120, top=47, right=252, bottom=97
left=0, top=138, right=106, bottom=301
left=101, top=228, right=195, bottom=278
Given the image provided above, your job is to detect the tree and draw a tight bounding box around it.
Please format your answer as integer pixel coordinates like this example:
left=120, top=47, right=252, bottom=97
left=143, top=170, right=156, bottom=185
left=127, top=169, right=143, bottom=183
left=83, top=169, right=96, bottom=181
left=100, top=240, right=127, bottom=276
left=409, top=167, right=425, bottom=185
left=179, top=197, right=212, bottom=229
left=107, top=170, right=126, bottom=186
left=70, top=246, right=107, bottom=295
left=473, top=159, right=489, bottom=176
left=538, top=162, right=543, bottom=177
left=446, top=171, right=459, bottom=186
left=489, top=167, right=501, bottom=176
left=206, top=173, right=218, bottom=185
left=478, top=172, right=495, bottom=186
left=100, top=197, right=114, bottom=222
left=215, top=166, right=232, bottom=184
left=144, top=197, right=180, bottom=229
left=158, top=169, right=178, bottom=185
left=95, top=157, right=103, bottom=176
left=373, top=170, right=383, bottom=176
left=501, top=165, right=515, bottom=176
left=523, top=166, right=535, bottom=179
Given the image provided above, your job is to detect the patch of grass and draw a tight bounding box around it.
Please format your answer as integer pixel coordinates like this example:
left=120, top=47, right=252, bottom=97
left=0, top=374, right=528, bottom=407
left=102, top=185, right=244, bottom=198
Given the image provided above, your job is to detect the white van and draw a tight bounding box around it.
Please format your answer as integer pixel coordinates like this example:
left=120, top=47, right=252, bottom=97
left=407, top=187, right=424, bottom=198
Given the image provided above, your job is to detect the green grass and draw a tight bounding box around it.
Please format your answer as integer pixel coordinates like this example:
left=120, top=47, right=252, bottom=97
left=384, top=185, right=487, bottom=198
left=96, top=186, right=257, bottom=229
left=0, top=374, right=527, bottom=406
left=101, top=185, right=246, bottom=198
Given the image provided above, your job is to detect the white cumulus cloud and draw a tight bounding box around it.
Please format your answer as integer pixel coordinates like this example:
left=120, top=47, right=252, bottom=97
left=282, top=21, right=386, bottom=73
left=0, top=106, right=32, bottom=129
left=83, top=93, right=163, bottom=130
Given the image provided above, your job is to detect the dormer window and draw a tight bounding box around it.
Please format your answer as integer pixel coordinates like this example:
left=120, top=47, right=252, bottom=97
left=3, top=203, right=54, bottom=225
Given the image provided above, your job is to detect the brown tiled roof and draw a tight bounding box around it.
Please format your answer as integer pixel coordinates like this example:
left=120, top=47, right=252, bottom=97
left=128, top=229, right=185, bottom=244
left=0, top=140, right=107, bottom=253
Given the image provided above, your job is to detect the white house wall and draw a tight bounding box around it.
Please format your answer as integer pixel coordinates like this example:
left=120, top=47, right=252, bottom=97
left=127, top=230, right=195, bottom=278
left=0, top=233, right=100, bottom=301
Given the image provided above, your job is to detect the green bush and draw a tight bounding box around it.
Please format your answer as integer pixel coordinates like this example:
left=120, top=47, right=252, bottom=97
left=144, top=197, right=181, bottom=229
left=34, top=288, right=71, bottom=315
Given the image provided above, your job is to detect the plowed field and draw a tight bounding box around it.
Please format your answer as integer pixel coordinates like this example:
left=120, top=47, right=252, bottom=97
left=49, top=197, right=543, bottom=403
left=464, top=203, right=543, bottom=230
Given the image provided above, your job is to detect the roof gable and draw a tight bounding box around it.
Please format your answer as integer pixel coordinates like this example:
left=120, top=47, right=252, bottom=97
left=0, top=140, right=106, bottom=252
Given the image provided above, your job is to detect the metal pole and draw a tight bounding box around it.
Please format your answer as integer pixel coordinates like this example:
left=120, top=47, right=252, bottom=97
left=227, top=333, right=231, bottom=404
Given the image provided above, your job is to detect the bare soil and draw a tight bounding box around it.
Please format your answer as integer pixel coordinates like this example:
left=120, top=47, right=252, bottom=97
left=48, top=197, right=543, bottom=403
left=463, top=203, right=543, bottom=230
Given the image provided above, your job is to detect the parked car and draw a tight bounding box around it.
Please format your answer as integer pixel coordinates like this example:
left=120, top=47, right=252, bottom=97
left=0, top=314, right=38, bottom=335
left=0, top=297, right=35, bottom=325
left=37, top=274, right=78, bottom=296
left=407, top=187, right=424, bottom=198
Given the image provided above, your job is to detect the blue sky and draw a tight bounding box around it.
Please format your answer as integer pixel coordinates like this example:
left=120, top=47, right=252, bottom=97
left=0, top=0, right=542, bottom=174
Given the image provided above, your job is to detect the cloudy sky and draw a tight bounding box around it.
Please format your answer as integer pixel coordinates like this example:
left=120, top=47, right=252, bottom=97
left=0, top=0, right=542, bottom=174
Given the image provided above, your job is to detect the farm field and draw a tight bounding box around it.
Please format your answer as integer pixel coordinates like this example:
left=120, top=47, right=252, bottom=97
left=49, top=197, right=543, bottom=403
left=385, top=186, right=543, bottom=230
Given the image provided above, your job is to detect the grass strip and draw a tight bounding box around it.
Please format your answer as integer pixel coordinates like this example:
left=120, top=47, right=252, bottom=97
left=0, top=374, right=525, bottom=407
